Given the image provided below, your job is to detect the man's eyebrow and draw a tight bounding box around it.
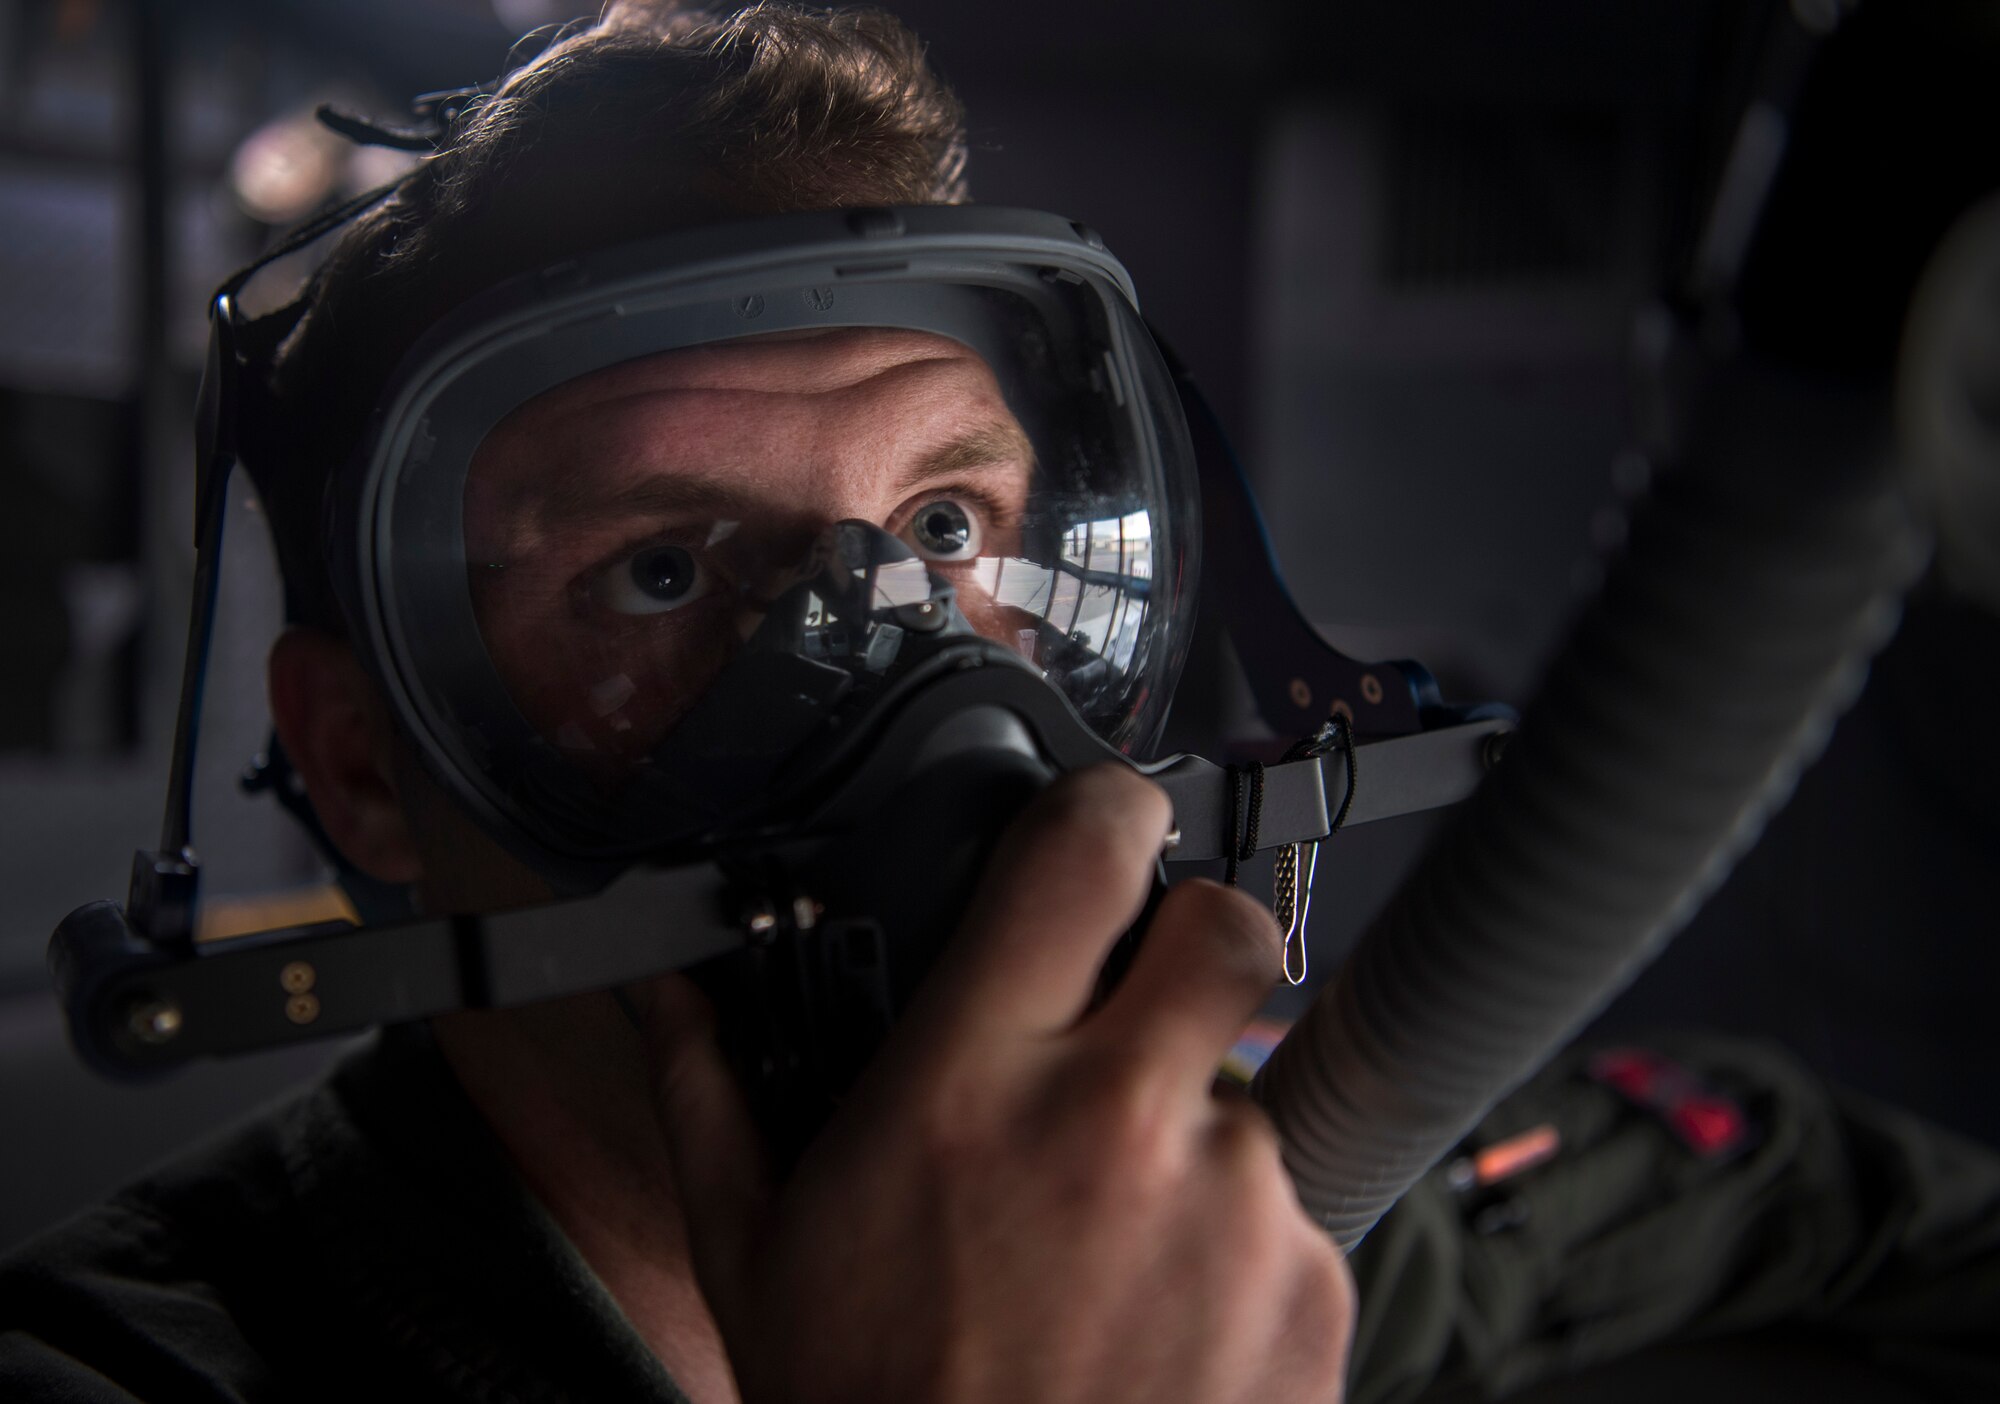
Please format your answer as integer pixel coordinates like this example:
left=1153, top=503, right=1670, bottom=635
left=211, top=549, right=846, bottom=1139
left=891, top=420, right=1037, bottom=496
left=516, top=418, right=1035, bottom=535
left=528, top=472, right=747, bottom=535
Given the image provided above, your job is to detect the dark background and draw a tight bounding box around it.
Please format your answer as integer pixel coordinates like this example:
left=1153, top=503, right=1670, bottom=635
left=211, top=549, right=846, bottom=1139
left=1, top=0, right=1995, bottom=1253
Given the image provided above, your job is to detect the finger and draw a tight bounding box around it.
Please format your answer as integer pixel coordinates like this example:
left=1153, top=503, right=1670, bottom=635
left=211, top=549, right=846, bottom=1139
left=624, top=972, right=773, bottom=1336
left=1088, top=878, right=1282, bottom=1092
left=912, top=764, right=1172, bottom=1041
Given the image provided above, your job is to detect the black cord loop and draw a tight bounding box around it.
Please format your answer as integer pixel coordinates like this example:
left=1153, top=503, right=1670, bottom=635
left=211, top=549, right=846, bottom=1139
left=1324, top=716, right=1359, bottom=839
left=1222, top=716, right=1363, bottom=888
left=1223, top=761, right=1266, bottom=887
left=1275, top=715, right=1358, bottom=837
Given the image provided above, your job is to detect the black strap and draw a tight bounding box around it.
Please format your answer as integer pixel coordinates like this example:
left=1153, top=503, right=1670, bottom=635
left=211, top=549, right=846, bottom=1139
left=315, top=81, right=496, bottom=154
left=1223, top=761, right=1266, bottom=887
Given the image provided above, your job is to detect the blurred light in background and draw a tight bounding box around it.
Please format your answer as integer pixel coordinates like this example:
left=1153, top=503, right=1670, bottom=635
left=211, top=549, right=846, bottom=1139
left=348, top=139, right=422, bottom=194
left=490, top=0, right=576, bottom=35
left=228, top=104, right=419, bottom=226
left=229, top=109, right=345, bottom=225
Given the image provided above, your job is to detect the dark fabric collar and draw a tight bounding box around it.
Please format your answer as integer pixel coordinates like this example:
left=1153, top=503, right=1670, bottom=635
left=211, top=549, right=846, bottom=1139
left=276, top=1024, right=691, bottom=1404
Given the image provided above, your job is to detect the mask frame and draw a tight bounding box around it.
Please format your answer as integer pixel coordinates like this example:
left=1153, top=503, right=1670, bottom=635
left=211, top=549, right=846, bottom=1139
left=331, top=208, right=1206, bottom=887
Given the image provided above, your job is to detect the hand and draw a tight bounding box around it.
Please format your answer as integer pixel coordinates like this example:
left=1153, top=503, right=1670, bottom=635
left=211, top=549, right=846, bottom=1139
left=631, top=764, right=1354, bottom=1403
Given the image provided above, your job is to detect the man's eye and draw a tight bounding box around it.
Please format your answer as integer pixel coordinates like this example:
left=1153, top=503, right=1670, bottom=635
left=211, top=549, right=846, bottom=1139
left=907, top=497, right=983, bottom=561
left=592, top=543, right=714, bottom=615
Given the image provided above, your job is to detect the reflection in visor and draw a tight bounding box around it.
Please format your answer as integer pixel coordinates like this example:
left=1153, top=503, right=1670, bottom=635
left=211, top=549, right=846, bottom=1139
left=968, top=509, right=1153, bottom=673
left=868, top=556, right=936, bottom=608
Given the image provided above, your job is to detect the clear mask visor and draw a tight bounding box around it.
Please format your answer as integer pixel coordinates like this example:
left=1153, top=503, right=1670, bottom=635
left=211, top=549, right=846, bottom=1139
left=360, top=248, right=1196, bottom=869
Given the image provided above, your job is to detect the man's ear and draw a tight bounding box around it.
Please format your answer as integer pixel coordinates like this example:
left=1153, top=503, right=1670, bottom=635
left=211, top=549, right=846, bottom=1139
left=267, top=626, right=424, bottom=885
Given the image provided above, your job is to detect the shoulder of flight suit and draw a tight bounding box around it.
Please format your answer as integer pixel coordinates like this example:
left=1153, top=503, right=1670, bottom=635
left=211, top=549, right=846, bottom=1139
left=1346, top=1031, right=2000, bottom=1404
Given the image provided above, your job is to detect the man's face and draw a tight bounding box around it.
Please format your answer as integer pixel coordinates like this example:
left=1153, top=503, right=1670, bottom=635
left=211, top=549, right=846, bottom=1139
left=463, top=327, right=1036, bottom=766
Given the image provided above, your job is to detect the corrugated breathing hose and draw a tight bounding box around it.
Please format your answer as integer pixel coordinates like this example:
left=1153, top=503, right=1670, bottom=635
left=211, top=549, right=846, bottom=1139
left=1252, top=351, right=1931, bottom=1250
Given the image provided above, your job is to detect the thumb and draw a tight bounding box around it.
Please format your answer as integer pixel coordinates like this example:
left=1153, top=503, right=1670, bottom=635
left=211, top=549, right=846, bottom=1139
left=623, top=972, right=773, bottom=1335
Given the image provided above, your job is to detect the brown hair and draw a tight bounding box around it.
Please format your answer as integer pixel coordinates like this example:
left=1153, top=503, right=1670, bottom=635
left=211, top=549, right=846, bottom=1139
left=249, top=1, right=969, bottom=625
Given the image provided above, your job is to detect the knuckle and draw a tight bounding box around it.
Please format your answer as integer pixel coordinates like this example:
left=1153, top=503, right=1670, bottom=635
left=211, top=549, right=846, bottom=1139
left=1287, top=1250, right=1358, bottom=1382
left=1063, top=818, right=1141, bottom=886
left=907, top=1065, right=1001, bottom=1174
left=1072, top=1054, right=1184, bottom=1191
left=1098, top=1066, right=1177, bottom=1156
left=1209, top=1110, right=1305, bottom=1233
left=1219, top=1185, right=1352, bottom=1388
left=912, top=1106, right=997, bottom=1190
left=1028, top=766, right=1170, bottom=854
left=1210, top=1098, right=1286, bottom=1173
left=1208, top=1103, right=1323, bottom=1230
left=1159, top=878, right=1283, bottom=976
left=1076, top=762, right=1173, bottom=827
left=1296, top=1226, right=1354, bottom=1307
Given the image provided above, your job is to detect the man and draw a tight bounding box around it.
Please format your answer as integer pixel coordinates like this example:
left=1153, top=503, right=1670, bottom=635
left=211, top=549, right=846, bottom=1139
left=6, top=6, right=2000, bottom=1403
left=1, top=6, right=1355, bottom=1401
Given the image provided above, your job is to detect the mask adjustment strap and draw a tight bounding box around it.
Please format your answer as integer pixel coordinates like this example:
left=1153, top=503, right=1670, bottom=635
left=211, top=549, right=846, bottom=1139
left=1222, top=761, right=1266, bottom=888
left=131, top=173, right=416, bottom=946
left=316, top=81, right=497, bottom=153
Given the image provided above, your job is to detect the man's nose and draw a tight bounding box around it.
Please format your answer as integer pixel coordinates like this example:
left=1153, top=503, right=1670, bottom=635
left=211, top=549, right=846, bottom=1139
left=730, top=522, right=829, bottom=613
left=719, top=513, right=856, bottom=623
left=728, top=473, right=901, bottom=600
left=731, top=518, right=929, bottom=631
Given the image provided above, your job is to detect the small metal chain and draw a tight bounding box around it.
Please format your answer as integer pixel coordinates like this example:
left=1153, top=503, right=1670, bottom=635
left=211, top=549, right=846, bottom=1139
left=1274, top=841, right=1296, bottom=918
left=1273, top=840, right=1318, bottom=986
left=1266, top=713, right=1354, bottom=987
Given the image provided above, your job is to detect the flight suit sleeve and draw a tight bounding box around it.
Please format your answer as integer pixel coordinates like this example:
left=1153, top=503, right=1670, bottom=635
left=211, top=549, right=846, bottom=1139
left=1344, top=1033, right=2000, bottom=1404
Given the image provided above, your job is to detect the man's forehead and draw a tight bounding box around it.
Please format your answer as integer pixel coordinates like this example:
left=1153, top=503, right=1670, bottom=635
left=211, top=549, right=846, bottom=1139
left=464, top=324, right=1030, bottom=542
left=500, top=326, right=991, bottom=430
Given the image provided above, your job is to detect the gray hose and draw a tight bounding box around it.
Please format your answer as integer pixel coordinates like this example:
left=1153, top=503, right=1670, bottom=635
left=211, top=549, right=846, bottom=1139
left=1252, top=356, right=1930, bottom=1250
